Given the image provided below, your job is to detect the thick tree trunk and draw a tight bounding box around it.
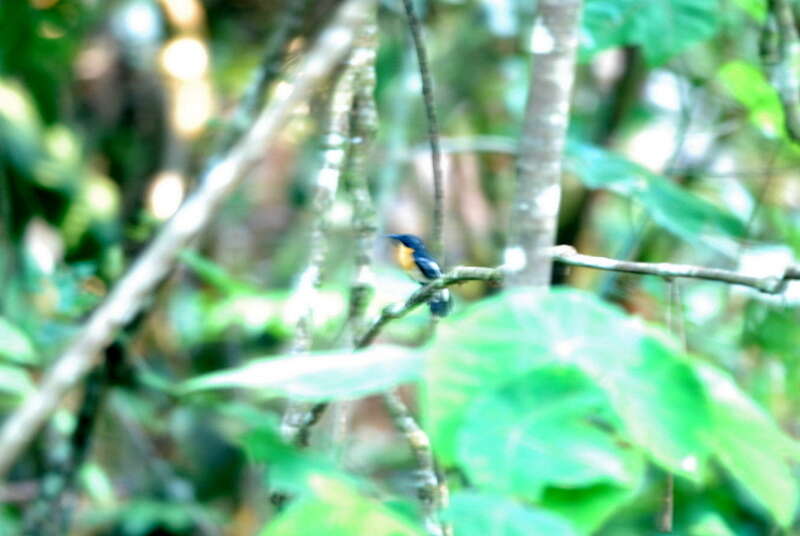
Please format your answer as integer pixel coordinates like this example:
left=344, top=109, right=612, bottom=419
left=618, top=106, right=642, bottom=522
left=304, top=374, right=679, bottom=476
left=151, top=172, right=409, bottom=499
left=506, top=0, right=583, bottom=287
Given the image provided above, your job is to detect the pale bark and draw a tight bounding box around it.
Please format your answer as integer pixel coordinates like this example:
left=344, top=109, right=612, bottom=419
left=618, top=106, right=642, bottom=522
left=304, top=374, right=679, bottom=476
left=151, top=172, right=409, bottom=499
left=506, top=0, right=583, bottom=286
left=281, top=13, right=374, bottom=448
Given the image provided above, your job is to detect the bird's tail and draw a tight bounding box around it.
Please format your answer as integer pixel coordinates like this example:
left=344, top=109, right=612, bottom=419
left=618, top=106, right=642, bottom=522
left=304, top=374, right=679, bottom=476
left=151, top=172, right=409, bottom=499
left=429, top=288, right=452, bottom=317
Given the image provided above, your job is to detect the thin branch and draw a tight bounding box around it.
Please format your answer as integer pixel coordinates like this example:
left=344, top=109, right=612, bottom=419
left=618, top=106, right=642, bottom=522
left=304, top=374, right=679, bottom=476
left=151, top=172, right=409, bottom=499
left=280, top=8, right=376, bottom=448
left=551, top=245, right=790, bottom=294
left=281, top=32, right=364, bottom=448
left=302, top=247, right=798, bottom=377
left=658, top=472, right=675, bottom=533
left=658, top=279, right=685, bottom=533
left=400, top=0, right=445, bottom=260
left=357, top=266, right=502, bottom=348
left=0, top=0, right=374, bottom=481
left=304, top=248, right=797, bottom=382
left=329, top=7, right=381, bottom=461
left=383, top=391, right=445, bottom=536
left=345, top=11, right=380, bottom=341
left=356, top=15, right=448, bottom=533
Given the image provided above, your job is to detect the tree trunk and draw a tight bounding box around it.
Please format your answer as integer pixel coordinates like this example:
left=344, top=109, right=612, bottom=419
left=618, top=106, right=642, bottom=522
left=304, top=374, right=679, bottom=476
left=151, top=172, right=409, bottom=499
left=506, top=0, right=583, bottom=287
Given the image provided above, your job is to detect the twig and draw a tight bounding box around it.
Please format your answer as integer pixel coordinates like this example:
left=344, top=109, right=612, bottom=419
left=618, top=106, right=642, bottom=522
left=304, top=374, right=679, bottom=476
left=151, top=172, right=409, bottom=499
left=658, top=471, right=674, bottom=533
left=551, top=245, right=790, bottom=294
left=383, top=391, right=445, bottom=536
left=353, top=242, right=800, bottom=347
left=657, top=279, right=685, bottom=533
left=359, top=267, right=503, bottom=347
left=0, top=0, right=374, bottom=481
left=400, top=0, right=445, bottom=260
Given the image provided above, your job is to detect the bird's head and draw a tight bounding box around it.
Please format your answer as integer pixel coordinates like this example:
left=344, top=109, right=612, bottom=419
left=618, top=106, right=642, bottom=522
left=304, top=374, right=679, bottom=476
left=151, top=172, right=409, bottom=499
left=386, top=233, right=426, bottom=252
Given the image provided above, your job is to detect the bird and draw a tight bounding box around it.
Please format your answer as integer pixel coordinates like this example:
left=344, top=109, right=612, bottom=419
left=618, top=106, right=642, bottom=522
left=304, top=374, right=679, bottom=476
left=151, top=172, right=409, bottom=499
left=387, top=234, right=452, bottom=317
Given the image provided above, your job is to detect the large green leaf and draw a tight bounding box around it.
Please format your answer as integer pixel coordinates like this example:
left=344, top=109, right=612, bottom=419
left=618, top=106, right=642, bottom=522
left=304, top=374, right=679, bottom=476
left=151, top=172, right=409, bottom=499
left=457, top=366, right=642, bottom=499
left=260, top=476, right=422, bottom=536
left=0, top=317, right=36, bottom=365
left=566, top=141, right=746, bottom=254
left=697, top=364, right=800, bottom=526
left=182, top=345, right=421, bottom=400
left=424, top=288, right=712, bottom=479
left=445, top=491, right=576, bottom=536
left=581, top=0, right=719, bottom=65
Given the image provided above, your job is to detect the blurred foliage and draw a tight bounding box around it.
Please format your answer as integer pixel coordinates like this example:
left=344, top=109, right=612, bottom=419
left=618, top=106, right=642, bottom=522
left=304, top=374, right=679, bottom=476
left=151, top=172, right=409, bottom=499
left=581, top=0, right=720, bottom=65
left=2, top=0, right=800, bottom=535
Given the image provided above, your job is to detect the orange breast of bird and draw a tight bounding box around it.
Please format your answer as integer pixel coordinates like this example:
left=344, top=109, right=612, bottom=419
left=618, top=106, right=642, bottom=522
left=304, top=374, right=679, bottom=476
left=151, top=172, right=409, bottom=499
left=395, top=244, right=425, bottom=281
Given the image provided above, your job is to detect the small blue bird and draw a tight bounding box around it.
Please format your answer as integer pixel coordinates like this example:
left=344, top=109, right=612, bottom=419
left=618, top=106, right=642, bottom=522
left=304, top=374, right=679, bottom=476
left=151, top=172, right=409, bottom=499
left=387, top=234, right=452, bottom=317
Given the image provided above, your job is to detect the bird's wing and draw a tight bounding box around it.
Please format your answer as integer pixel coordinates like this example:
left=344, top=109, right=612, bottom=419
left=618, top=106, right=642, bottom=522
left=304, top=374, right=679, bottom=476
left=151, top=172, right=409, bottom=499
left=414, top=256, right=443, bottom=280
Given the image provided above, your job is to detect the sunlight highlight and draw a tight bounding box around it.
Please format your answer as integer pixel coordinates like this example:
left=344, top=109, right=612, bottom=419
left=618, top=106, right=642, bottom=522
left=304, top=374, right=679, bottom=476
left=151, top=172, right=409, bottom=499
left=148, top=171, right=185, bottom=220
left=161, top=37, right=208, bottom=80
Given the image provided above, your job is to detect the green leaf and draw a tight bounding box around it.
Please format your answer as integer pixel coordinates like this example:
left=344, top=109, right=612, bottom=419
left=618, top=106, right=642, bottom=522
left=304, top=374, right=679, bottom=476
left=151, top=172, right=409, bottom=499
left=540, top=483, right=639, bottom=533
left=688, top=511, right=737, bottom=536
left=182, top=345, right=421, bottom=400
left=80, top=463, right=118, bottom=508
left=717, top=61, right=785, bottom=139
left=444, top=491, right=577, bottom=536
left=0, top=79, right=43, bottom=172
left=697, top=364, right=800, bottom=526
left=0, top=364, right=34, bottom=405
left=566, top=141, right=746, bottom=254
left=581, top=0, right=719, bottom=65
left=260, top=476, right=422, bottom=536
left=0, top=317, right=36, bottom=365
left=742, top=302, right=800, bottom=359
left=729, top=0, right=766, bottom=21
left=611, top=337, right=712, bottom=478
left=457, top=366, right=643, bottom=499
left=424, top=288, right=712, bottom=479
left=241, top=420, right=344, bottom=498
left=179, top=250, right=259, bottom=295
